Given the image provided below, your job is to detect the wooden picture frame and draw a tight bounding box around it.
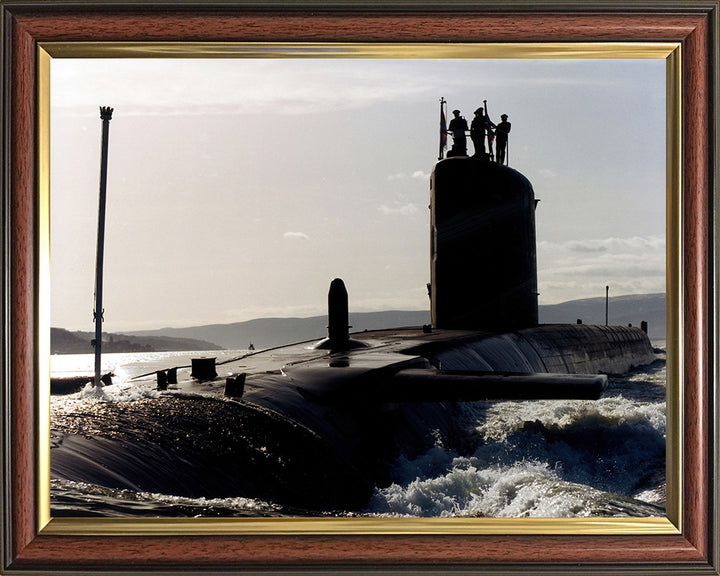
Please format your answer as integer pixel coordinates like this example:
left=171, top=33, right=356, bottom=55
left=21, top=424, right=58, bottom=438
left=1, top=1, right=717, bottom=573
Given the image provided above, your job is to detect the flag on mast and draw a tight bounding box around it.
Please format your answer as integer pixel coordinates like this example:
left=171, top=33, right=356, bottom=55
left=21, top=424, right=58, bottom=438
left=439, top=97, right=447, bottom=160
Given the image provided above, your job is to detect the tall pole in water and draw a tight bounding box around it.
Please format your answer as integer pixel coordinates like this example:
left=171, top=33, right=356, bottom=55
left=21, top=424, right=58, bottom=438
left=93, top=106, right=113, bottom=387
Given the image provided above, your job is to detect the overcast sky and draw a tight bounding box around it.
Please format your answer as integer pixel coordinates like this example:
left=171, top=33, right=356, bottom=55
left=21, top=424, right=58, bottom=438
left=50, top=57, right=666, bottom=332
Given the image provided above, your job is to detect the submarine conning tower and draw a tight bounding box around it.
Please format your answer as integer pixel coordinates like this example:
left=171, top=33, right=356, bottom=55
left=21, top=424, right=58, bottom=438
left=431, top=156, right=539, bottom=331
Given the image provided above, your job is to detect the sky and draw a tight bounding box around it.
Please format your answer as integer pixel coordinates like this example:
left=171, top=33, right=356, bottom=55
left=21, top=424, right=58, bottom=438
left=50, top=57, right=666, bottom=332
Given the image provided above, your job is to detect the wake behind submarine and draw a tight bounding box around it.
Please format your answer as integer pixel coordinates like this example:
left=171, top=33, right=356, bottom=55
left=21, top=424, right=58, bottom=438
left=50, top=156, right=657, bottom=514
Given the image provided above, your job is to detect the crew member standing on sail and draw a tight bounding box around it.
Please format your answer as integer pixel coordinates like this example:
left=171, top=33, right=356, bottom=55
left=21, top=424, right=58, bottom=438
left=447, top=109, right=468, bottom=156
left=470, top=107, right=490, bottom=158
left=496, top=114, right=512, bottom=165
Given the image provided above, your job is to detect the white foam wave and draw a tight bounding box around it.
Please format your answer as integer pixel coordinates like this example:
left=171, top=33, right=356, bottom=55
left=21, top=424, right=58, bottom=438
left=78, top=381, right=159, bottom=403
left=367, top=391, right=666, bottom=518
left=51, top=479, right=281, bottom=517
left=474, top=397, right=666, bottom=443
left=367, top=460, right=660, bottom=517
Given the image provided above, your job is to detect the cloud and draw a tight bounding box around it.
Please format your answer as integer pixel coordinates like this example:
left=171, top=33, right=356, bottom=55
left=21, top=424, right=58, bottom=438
left=387, top=170, right=430, bottom=182
left=564, top=240, right=608, bottom=253
left=52, top=58, right=438, bottom=117
left=536, top=235, right=666, bottom=304
left=538, top=168, right=558, bottom=179
left=283, top=231, right=309, bottom=240
left=539, top=235, right=665, bottom=254
left=378, top=203, right=419, bottom=216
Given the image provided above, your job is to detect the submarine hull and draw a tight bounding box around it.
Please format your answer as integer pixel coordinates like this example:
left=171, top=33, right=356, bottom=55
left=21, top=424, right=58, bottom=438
left=50, top=154, right=660, bottom=513
left=51, top=323, right=656, bottom=512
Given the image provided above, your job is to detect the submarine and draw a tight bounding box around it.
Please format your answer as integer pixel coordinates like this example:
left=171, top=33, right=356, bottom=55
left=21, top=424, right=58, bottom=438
left=50, top=156, right=657, bottom=513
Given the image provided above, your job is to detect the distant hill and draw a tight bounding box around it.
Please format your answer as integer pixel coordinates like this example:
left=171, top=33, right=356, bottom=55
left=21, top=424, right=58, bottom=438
left=50, top=327, right=223, bottom=355
left=53, top=293, right=666, bottom=354
left=126, top=310, right=432, bottom=351
left=123, top=293, right=665, bottom=350
left=538, top=293, right=665, bottom=340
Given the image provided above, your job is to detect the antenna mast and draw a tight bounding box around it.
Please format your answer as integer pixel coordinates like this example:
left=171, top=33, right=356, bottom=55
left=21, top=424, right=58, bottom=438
left=438, top=97, right=447, bottom=160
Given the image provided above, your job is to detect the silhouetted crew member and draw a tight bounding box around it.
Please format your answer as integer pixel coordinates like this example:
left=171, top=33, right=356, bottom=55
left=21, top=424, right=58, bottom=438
left=448, top=110, right=468, bottom=156
left=496, top=114, right=512, bottom=165
left=470, top=107, right=494, bottom=158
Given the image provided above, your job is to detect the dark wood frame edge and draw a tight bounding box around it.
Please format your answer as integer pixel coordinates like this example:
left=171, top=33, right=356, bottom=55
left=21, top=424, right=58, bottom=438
left=1, top=2, right=717, bottom=573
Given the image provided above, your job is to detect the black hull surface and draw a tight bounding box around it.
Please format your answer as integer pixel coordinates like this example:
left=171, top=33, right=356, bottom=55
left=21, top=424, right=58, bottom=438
left=50, top=324, right=656, bottom=512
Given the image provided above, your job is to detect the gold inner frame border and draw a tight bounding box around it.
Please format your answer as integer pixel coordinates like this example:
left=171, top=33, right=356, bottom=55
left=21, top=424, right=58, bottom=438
left=36, top=41, right=682, bottom=537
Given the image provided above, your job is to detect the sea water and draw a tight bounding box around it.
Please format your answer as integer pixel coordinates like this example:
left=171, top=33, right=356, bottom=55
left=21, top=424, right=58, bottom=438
left=49, top=346, right=666, bottom=518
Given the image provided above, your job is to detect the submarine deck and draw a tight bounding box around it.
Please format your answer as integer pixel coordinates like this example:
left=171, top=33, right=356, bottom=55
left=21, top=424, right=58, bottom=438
left=145, top=322, right=657, bottom=403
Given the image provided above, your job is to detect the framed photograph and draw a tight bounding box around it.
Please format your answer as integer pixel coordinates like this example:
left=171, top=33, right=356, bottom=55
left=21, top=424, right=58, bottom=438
left=1, top=1, right=717, bottom=574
